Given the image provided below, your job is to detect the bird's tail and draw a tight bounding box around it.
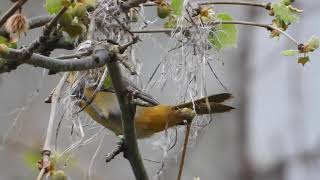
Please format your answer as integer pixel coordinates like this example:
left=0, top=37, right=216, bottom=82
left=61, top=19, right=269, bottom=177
left=173, top=93, right=234, bottom=115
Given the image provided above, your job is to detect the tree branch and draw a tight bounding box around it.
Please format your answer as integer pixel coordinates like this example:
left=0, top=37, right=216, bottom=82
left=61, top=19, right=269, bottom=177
left=106, top=56, right=149, bottom=180
left=28, top=6, right=69, bottom=53
left=0, top=0, right=29, bottom=27
left=0, top=45, right=110, bottom=74
left=120, top=0, right=148, bottom=12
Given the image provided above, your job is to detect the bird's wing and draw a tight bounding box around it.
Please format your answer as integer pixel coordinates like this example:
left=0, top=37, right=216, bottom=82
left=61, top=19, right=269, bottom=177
left=99, top=76, right=160, bottom=106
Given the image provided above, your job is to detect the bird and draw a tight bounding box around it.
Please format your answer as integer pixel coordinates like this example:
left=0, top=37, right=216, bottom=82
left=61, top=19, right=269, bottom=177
left=71, top=75, right=234, bottom=138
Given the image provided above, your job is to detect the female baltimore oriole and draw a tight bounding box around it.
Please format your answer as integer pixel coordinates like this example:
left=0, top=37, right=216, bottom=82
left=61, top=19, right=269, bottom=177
left=72, top=75, right=234, bottom=138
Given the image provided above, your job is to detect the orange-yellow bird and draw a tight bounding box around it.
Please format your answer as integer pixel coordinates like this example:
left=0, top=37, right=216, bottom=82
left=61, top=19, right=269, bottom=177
left=74, top=78, right=233, bottom=138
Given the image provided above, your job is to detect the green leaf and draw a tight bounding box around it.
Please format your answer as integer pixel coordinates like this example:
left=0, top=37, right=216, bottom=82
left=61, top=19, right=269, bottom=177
left=62, top=25, right=83, bottom=37
left=59, top=10, right=73, bottom=26
left=51, top=170, right=68, bottom=180
left=298, top=56, right=310, bottom=66
left=171, top=0, right=183, bottom=16
left=281, top=49, right=299, bottom=56
left=0, top=36, right=7, bottom=44
left=0, top=36, right=17, bottom=49
left=103, top=74, right=112, bottom=89
left=271, top=3, right=299, bottom=25
left=62, top=17, right=86, bottom=37
left=22, top=151, right=41, bottom=170
left=71, top=2, right=87, bottom=18
left=281, top=0, right=294, bottom=6
left=208, top=13, right=238, bottom=50
left=45, top=0, right=64, bottom=14
left=163, top=16, right=177, bottom=28
left=306, top=36, right=320, bottom=52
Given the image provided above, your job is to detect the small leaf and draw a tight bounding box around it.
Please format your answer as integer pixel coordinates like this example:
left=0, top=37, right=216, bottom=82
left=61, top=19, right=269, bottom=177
left=62, top=25, right=83, bottom=37
left=45, top=0, right=64, bottom=14
left=0, top=36, right=17, bottom=49
left=208, top=13, right=238, bottom=50
left=305, top=36, right=320, bottom=52
left=0, top=36, right=7, bottom=44
left=281, top=0, right=294, bottom=6
left=163, top=16, right=177, bottom=28
left=59, top=10, right=74, bottom=26
left=22, top=151, right=41, bottom=170
left=298, top=56, right=310, bottom=66
left=199, top=7, right=215, bottom=23
left=71, top=2, right=87, bottom=18
left=0, top=44, right=9, bottom=55
left=51, top=170, right=68, bottom=180
left=281, top=49, right=299, bottom=56
left=171, top=0, right=183, bottom=16
left=103, top=74, right=112, bottom=89
left=157, top=4, right=171, bottom=19
left=62, top=17, right=86, bottom=37
left=271, top=3, right=299, bottom=25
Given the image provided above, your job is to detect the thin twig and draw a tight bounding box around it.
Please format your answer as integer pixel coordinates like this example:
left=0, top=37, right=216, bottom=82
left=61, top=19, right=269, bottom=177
left=76, top=66, right=109, bottom=114
left=44, top=6, right=68, bottom=36
left=106, top=136, right=124, bottom=163
left=88, top=133, right=105, bottom=180
left=111, top=14, right=134, bottom=36
left=87, top=11, right=97, bottom=41
left=131, top=20, right=299, bottom=46
left=143, top=1, right=270, bottom=10
left=207, top=61, right=228, bottom=92
left=118, top=36, right=139, bottom=53
left=177, top=123, right=191, bottom=180
left=54, top=111, right=66, bottom=150
left=120, top=0, right=148, bottom=11
left=0, top=0, right=28, bottom=27
left=210, top=20, right=299, bottom=46
left=28, top=6, right=69, bottom=53
left=197, top=1, right=270, bottom=10
left=118, top=54, right=137, bottom=75
left=37, top=72, right=69, bottom=180
left=131, top=29, right=173, bottom=34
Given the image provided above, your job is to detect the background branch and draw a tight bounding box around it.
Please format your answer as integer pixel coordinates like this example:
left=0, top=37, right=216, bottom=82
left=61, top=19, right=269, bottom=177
left=36, top=72, right=69, bottom=180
